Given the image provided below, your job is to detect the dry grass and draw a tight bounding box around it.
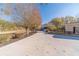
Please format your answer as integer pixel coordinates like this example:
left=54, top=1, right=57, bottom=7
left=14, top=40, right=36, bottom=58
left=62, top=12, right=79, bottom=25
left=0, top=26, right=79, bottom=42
left=0, top=34, right=13, bottom=43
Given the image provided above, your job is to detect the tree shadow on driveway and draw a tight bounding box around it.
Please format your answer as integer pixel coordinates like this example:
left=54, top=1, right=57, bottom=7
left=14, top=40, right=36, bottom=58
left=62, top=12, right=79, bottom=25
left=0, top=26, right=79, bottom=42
left=52, top=34, right=79, bottom=40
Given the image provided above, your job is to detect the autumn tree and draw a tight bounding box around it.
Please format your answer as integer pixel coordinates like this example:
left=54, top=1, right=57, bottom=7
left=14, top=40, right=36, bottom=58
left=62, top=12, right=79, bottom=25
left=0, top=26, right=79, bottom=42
left=45, top=17, right=65, bottom=32
left=29, top=8, right=42, bottom=31
left=51, top=18, right=64, bottom=28
left=4, top=4, right=42, bottom=34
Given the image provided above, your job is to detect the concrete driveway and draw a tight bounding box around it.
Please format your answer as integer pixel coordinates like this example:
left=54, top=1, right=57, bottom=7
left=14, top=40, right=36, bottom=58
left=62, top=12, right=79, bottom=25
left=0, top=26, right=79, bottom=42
left=0, top=32, right=79, bottom=56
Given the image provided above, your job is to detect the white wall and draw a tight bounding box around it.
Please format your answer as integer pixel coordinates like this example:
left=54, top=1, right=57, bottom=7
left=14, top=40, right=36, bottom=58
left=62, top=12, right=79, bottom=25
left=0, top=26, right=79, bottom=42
left=65, top=23, right=79, bottom=32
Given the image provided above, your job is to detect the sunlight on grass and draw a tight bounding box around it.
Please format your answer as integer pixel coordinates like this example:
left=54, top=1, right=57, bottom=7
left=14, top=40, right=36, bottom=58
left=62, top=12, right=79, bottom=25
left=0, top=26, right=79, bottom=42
left=0, top=34, right=12, bottom=43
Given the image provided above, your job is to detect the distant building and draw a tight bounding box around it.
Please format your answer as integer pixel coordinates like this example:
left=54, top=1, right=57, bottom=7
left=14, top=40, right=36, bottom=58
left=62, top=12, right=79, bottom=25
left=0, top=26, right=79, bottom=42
left=65, top=22, right=79, bottom=34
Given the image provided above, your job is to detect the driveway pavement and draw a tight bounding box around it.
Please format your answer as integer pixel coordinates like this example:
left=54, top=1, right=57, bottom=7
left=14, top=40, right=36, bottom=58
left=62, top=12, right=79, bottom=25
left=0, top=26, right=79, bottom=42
left=0, top=32, right=79, bottom=56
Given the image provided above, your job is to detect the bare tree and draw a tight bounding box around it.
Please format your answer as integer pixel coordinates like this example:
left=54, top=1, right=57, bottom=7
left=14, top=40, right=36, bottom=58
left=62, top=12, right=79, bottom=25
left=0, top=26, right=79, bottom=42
left=4, top=3, right=42, bottom=34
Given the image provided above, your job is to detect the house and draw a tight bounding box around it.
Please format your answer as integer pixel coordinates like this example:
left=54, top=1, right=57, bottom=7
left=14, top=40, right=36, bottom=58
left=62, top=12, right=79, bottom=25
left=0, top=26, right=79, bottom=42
left=65, top=22, right=79, bottom=34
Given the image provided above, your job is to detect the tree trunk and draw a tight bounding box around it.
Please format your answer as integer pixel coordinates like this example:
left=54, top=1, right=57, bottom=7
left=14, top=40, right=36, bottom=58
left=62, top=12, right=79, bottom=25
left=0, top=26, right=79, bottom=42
left=26, top=28, right=29, bottom=35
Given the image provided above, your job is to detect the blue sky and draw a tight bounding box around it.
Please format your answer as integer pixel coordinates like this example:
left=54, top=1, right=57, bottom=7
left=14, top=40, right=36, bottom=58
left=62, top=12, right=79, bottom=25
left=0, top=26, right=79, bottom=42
left=39, top=3, right=79, bottom=24
left=0, top=4, right=11, bottom=21
left=1, top=4, right=79, bottom=24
